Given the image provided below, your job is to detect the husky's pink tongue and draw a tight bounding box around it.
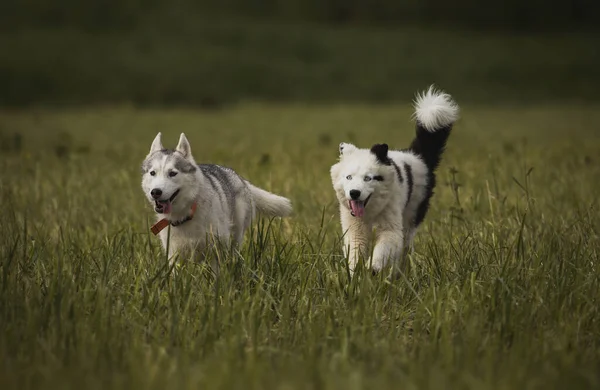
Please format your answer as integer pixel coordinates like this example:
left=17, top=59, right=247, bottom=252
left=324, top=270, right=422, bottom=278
left=162, top=202, right=172, bottom=214
left=350, top=200, right=365, bottom=217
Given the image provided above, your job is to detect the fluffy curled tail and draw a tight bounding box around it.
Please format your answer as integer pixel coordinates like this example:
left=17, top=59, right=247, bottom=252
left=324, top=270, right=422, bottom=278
left=409, top=85, right=460, bottom=172
left=247, top=183, right=293, bottom=217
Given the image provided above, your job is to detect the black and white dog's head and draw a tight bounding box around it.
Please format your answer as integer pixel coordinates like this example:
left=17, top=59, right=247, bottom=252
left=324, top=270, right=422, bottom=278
left=330, top=142, right=395, bottom=218
left=141, top=133, right=199, bottom=216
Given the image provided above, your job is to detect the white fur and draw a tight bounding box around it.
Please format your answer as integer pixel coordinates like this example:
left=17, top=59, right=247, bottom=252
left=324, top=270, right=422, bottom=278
left=331, top=86, right=459, bottom=276
left=412, top=85, right=460, bottom=132
left=142, top=133, right=292, bottom=266
left=331, top=148, right=426, bottom=274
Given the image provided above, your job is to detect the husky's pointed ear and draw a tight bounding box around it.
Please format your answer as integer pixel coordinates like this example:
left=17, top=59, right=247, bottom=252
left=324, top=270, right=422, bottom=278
left=149, top=132, right=163, bottom=154
left=370, top=143, right=390, bottom=165
left=176, top=133, right=192, bottom=159
left=339, top=142, right=357, bottom=157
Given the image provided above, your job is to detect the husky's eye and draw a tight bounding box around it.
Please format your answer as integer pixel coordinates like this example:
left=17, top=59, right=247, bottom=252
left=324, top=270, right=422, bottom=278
left=364, top=176, right=372, bottom=182
left=149, top=171, right=156, bottom=176
left=168, top=171, right=178, bottom=178
left=346, top=175, right=352, bottom=180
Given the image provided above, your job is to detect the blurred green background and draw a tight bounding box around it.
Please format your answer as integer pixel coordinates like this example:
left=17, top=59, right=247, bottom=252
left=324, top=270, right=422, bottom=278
left=1, top=0, right=599, bottom=107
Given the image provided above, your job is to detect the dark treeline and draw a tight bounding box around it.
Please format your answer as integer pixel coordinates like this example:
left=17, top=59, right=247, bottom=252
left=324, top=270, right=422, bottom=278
left=2, top=0, right=599, bottom=106
left=2, top=0, right=599, bottom=31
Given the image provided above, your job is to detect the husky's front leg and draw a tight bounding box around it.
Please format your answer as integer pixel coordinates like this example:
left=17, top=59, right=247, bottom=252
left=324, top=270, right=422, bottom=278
left=166, top=244, right=192, bottom=267
left=340, top=208, right=370, bottom=274
left=369, top=226, right=404, bottom=273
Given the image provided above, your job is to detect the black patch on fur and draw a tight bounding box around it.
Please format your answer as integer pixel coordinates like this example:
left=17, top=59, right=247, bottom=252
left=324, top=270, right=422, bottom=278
left=409, top=124, right=452, bottom=173
left=415, top=188, right=433, bottom=227
left=373, top=175, right=384, bottom=181
left=403, top=163, right=413, bottom=208
left=370, top=144, right=391, bottom=165
left=391, top=160, right=403, bottom=183
left=408, top=121, right=453, bottom=228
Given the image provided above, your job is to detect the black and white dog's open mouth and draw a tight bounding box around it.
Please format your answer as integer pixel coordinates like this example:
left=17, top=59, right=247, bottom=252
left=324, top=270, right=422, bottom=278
left=349, top=194, right=371, bottom=218
left=154, top=189, right=180, bottom=214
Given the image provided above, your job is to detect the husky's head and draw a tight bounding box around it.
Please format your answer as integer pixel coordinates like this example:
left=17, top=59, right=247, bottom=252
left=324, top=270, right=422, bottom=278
left=330, top=142, right=394, bottom=218
left=141, top=133, right=199, bottom=216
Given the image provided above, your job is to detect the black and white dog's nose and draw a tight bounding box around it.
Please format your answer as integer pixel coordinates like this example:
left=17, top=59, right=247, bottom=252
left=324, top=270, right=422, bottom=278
left=350, top=189, right=361, bottom=200
left=150, top=188, right=163, bottom=199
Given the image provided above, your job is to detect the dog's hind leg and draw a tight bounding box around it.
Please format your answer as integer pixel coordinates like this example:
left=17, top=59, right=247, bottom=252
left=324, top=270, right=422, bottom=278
left=232, top=196, right=254, bottom=246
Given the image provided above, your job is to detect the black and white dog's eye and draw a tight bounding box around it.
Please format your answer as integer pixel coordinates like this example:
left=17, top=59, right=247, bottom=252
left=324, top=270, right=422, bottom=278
left=150, top=171, right=156, bottom=176
left=168, top=171, right=178, bottom=177
left=364, top=176, right=372, bottom=182
left=346, top=175, right=352, bottom=180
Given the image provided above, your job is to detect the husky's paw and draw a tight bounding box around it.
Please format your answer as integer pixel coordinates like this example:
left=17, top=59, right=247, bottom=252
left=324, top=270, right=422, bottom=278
left=367, top=257, right=386, bottom=273
left=369, top=261, right=402, bottom=280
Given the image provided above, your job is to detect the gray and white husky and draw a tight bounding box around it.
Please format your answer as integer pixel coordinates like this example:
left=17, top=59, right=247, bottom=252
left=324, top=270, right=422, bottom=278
left=141, top=133, right=292, bottom=263
left=330, top=85, right=460, bottom=275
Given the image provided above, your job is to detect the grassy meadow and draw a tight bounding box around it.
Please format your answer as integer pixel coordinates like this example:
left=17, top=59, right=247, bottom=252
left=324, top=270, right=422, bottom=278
left=1, top=99, right=599, bottom=389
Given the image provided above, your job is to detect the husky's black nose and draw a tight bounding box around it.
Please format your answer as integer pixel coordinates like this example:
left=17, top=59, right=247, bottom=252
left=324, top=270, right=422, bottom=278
left=350, top=189, right=361, bottom=200
left=150, top=188, right=163, bottom=199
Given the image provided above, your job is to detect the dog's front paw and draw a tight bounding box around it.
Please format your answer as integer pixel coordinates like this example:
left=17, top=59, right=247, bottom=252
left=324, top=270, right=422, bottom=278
left=367, top=257, right=386, bottom=273
left=369, top=258, right=402, bottom=280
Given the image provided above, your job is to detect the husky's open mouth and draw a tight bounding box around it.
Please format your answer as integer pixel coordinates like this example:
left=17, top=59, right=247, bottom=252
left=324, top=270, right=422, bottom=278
left=349, top=194, right=371, bottom=218
left=154, top=189, right=180, bottom=214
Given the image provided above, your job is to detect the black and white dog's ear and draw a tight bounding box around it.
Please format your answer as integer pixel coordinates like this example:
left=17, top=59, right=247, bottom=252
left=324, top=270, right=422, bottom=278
left=370, top=143, right=390, bottom=165
left=176, top=133, right=192, bottom=159
left=149, top=132, right=163, bottom=154
left=339, top=142, right=357, bottom=157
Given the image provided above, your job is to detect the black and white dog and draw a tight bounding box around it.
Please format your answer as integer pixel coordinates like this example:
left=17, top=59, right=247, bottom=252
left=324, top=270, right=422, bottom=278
left=330, top=85, right=460, bottom=275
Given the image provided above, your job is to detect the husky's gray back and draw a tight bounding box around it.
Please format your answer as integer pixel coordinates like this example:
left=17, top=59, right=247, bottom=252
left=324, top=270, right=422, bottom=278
left=199, top=164, right=249, bottom=220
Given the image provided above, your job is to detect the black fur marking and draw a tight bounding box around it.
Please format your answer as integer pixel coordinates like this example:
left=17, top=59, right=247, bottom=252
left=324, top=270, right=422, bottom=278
left=415, top=186, right=433, bottom=227
left=370, top=144, right=391, bottom=166
left=409, top=123, right=452, bottom=173
left=391, top=160, right=403, bottom=183
left=373, top=175, right=384, bottom=181
left=403, top=163, right=413, bottom=208
left=409, top=122, right=453, bottom=227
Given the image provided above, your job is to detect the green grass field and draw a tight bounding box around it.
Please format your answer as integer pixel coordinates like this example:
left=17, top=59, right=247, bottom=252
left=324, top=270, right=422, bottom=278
left=1, top=101, right=600, bottom=389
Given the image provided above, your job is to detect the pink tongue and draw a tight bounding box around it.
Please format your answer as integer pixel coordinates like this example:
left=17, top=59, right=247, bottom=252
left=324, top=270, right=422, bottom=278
left=163, top=202, right=172, bottom=214
left=350, top=200, right=365, bottom=217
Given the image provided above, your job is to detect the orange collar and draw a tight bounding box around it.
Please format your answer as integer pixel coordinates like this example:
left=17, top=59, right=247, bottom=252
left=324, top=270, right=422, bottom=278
left=150, top=202, right=197, bottom=235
